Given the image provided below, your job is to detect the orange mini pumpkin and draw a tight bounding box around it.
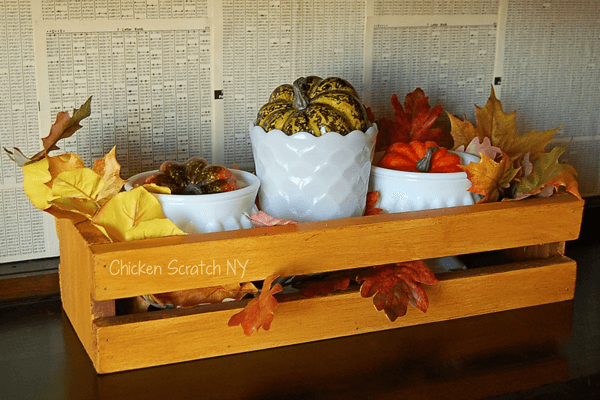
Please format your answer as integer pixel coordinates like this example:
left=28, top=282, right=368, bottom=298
left=378, top=141, right=463, bottom=173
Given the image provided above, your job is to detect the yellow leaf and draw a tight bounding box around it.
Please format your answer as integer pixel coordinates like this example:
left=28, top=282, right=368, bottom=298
left=92, top=146, right=127, bottom=201
left=475, top=87, right=517, bottom=146
left=22, top=158, right=54, bottom=210
left=124, top=219, right=185, bottom=241
left=47, top=153, right=85, bottom=184
left=448, top=112, right=484, bottom=150
left=459, top=153, right=520, bottom=203
left=142, top=183, right=172, bottom=194
left=49, top=168, right=104, bottom=218
left=92, top=186, right=183, bottom=242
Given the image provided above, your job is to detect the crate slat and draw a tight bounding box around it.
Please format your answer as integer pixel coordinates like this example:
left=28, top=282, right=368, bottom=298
left=86, top=194, right=584, bottom=300
left=91, top=256, right=577, bottom=373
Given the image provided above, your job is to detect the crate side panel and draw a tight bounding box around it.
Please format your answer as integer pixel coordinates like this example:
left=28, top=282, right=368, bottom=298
left=94, top=257, right=576, bottom=373
left=57, top=219, right=97, bottom=361
left=90, top=196, right=584, bottom=300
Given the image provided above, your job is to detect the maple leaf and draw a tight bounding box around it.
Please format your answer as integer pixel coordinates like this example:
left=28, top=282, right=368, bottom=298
left=91, top=186, right=184, bottom=242
left=459, top=152, right=521, bottom=203
left=228, top=275, right=283, bottom=335
left=450, top=87, right=557, bottom=161
left=356, top=261, right=439, bottom=322
left=150, top=282, right=258, bottom=308
left=511, top=146, right=581, bottom=200
left=293, top=270, right=357, bottom=297
left=374, top=89, right=444, bottom=150
left=245, top=211, right=298, bottom=227
left=365, top=191, right=384, bottom=215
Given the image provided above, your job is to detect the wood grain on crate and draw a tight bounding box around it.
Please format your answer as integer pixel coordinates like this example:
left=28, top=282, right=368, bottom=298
left=91, top=256, right=577, bottom=373
left=82, top=194, right=584, bottom=301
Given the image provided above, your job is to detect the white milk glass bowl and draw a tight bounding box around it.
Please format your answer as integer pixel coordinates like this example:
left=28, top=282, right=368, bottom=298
left=369, top=151, right=481, bottom=213
left=125, top=169, right=260, bottom=234
left=249, top=123, right=378, bottom=222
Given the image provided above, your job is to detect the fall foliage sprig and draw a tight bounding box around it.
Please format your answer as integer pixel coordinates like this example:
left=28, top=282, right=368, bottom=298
left=449, top=87, right=581, bottom=202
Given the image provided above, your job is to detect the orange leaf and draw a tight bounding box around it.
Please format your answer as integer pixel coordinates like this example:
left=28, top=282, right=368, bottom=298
left=228, top=275, right=283, bottom=335
left=365, top=191, right=383, bottom=215
left=46, top=153, right=85, bottom=186
left=246, top=211, right=298, bottom=227
left=448, top=112, right=485, bottom=150
left=150, top=282, right=258, bottom=308
left=459, top=152, right=520, bottom=203
left=356, top=261, right=439, bottom=322
left=293, top=270, right=356, bottom=297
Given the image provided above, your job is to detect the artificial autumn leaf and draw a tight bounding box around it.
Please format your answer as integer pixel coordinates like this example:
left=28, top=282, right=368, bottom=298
left=450, top=87, right=558, bottom=161
left=91, top=186, right=184, bottom=242
left=459, top=152, right=520, bottom=203
left=46, top=153, right=86, bottom=184
left=374, top=89, right=444, bottom=150
left=92, top=146, right=127, bottom=202
left=293, top=270, right=357, bottom=297
left=356, top=261, right=439, bottom=322
left=49, top=168, right=104, bottom=218
left=38, top=97, right=92, bottom=158
left=511, top=146, right=581, bottom=200
left=141, top=183, right=172, bottom=194
left=2, top=147, right=31, bottom=167
left=365, top=191, right=384, bottom=215
left=150, top=282, right=258, bottom=308
left=246, top=211, right=298, bottom=227
left=21, top=158, right=54, bottom=210
left=457, top=137, right=502, bottom=161
left=228, top=275, right=283, bottom=336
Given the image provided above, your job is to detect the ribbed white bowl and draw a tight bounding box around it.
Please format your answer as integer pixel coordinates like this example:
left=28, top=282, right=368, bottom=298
left=369, top=151, right=481, bottom=213
left=125, top=169, right=260, bottom=234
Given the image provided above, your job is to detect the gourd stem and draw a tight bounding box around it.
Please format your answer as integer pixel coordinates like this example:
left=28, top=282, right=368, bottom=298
left=416, top=146, right=438, bottom=172
left=292, top=77, right=310, bottom=110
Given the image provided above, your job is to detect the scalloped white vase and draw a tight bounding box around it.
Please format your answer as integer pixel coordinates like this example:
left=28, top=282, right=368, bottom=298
left=369, top=151, right=482, bottom=213
left=124, top=169, right=260, bottom=234
left=249, top=123, right=378, bottom=222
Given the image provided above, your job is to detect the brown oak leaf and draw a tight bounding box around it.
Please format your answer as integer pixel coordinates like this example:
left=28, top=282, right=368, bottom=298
left=228, top=275, right=283, bottom=335
left=356, top=261, right=439, bottom=322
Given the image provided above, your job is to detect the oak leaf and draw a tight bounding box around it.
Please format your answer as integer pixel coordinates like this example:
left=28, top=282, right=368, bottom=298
left=150, top=282, right=259, bottom=308
left=91, top=186, right=184, bottom=242
left=228, top=275, right=283, bottom=335
left=459, top=152, right=520, bottom=203
left=374, top=89, right=444, bottom=150
left=511, top=146, right=581, bottom=200
left=356, top=261, right=439, bottom=322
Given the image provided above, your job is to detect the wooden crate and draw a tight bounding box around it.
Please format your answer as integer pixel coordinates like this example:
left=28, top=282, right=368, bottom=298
left=56, top=194, right=584, bottom=374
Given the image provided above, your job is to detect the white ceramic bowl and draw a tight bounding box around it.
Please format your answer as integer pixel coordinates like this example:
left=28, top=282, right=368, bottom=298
left=249, top=123, right=378, bottom=222
left=125, top=169, right=260, bottom=234
left=369, top=151, right=481, bottom=213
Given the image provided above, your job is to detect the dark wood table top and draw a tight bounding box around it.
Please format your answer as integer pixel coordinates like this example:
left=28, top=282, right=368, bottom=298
left=1, top=205, right=598, bottom=400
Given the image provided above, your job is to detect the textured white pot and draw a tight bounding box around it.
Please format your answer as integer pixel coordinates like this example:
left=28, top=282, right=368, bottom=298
left=125, top=169, right=260, bottom=234
left=369, top=151, right=481, bottom=213
left=249, top=123, right=378, bottom=222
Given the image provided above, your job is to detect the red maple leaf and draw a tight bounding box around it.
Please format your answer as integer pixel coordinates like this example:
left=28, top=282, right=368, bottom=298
left=356, top=261, right=439, bottom=322
left=228, top=275, right=283, bottom=335
left=374, top=89, right=444, bottom=151
left=246, top=211, right=298, bottom=227
left=365, top=191, right=384, bottom=215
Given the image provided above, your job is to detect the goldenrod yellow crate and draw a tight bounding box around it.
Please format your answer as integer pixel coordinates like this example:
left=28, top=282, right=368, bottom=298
left=56, top=194, right=583, bottom=374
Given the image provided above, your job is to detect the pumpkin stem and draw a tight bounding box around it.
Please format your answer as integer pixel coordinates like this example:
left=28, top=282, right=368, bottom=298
left=292, top=77, right=310, bottom=110
left=416, top=146, right=438, bottom=172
